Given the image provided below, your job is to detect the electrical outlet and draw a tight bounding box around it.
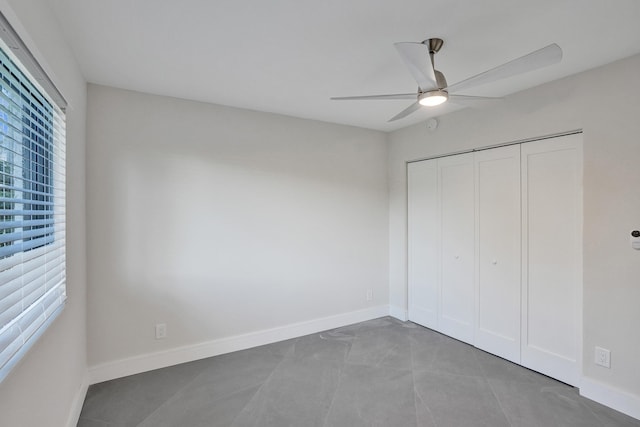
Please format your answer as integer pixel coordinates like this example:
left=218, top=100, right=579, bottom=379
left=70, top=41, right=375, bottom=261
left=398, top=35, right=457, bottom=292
left=155, top=323, right=167, bottom=340
left=595, top=346, right=610, bottom=368
left=366, top=289, right=373, bottom=301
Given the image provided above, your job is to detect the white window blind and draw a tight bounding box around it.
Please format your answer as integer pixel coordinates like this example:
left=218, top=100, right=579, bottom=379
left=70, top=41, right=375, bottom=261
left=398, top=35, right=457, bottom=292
left=0, top=17, right=66, bottom=383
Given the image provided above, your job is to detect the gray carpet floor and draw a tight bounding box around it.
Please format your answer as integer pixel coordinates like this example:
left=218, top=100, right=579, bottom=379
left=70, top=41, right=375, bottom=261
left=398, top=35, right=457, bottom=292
left=76, top=317, right=640, bottom=426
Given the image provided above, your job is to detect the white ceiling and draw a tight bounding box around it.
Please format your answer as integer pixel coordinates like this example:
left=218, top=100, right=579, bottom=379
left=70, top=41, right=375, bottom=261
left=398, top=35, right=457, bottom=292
left=45, top=0, right=640, bottom=131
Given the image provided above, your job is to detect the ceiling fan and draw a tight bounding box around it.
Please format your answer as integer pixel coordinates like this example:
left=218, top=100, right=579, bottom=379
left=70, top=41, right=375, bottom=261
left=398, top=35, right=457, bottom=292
left=331, top=38, right=562, bottom=122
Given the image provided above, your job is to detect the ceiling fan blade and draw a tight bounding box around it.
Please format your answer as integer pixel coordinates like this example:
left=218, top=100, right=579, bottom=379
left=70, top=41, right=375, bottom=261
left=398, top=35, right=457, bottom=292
left=448, top=94, right=502, bottom=106
left=447, top=43, right=562, bottom=94
left=388, top=101, right=421, bottom=122
left=394, top=42, right=438, bottom=91
left=330, top=93, right=417, bottom=101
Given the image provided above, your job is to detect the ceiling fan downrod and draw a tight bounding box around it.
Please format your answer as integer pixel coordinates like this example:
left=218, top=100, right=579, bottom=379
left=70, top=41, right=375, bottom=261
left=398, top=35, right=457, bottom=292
left=422, top=38, right=447, bottom=90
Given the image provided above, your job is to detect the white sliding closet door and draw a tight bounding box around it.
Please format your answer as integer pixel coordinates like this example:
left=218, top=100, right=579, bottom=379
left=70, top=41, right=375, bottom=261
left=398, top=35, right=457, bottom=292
left=408, top=160, right=439, bottom=329
left=438, top=153, right=475, bottom=344
left=474, top=145, right=521, bottom=363
left=407, top=133, right=582, bottom=386
left=521, top=134, right=582, bottom=386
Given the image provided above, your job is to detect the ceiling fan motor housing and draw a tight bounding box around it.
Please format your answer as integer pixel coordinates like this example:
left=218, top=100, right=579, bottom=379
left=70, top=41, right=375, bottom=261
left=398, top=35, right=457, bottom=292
left=418, top=89, right=448, bottom=106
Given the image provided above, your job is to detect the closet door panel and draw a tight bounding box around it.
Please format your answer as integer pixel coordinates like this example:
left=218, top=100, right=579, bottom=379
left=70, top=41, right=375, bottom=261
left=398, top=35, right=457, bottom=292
left=407, top=160, right=439, bottom=328
left=521, top=134, right=582, bottom=386
left=438, top=153, right=475, bottom=344
left=474, top=145, right=521, bottom=363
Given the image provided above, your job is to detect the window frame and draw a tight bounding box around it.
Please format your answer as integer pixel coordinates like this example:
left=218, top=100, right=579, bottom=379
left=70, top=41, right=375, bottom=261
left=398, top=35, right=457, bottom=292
left=0, top=12, right=67, bottom=384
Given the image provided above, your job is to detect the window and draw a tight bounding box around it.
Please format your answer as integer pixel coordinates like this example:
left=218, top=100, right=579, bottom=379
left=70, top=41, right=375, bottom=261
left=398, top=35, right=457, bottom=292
left=0, top=19, right=66, bottom=383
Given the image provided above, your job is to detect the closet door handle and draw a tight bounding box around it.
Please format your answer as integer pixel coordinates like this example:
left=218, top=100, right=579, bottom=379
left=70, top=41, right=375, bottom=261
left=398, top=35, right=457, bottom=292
left=492, top=259, right=498, bottom=265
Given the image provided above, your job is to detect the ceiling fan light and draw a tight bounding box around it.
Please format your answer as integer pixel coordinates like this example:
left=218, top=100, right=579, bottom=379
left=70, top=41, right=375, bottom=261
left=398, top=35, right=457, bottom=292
left=419, top=90, right=448, bottom=107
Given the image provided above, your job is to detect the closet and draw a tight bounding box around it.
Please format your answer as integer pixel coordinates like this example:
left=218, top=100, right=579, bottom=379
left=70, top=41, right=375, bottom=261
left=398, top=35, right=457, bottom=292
left=408, top=133, right=582, bottom=386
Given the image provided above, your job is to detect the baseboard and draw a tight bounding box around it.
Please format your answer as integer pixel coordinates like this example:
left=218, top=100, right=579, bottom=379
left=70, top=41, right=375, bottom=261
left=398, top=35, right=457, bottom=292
left=580, top=377, right=640, bottom=421
left=89, top=305, right=389, bottom=384
left=66, top=370, right=90, bottom=427
left=389, top=305, right=408, bottom=321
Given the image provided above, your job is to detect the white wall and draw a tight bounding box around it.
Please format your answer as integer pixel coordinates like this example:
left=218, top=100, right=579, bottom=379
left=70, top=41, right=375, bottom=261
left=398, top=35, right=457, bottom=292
left=388, top=54, right=640, bottom=415
left=0, top=1, right=87, bottom=427
left=86, top=85, right=388, bottom=374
